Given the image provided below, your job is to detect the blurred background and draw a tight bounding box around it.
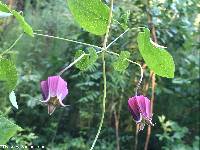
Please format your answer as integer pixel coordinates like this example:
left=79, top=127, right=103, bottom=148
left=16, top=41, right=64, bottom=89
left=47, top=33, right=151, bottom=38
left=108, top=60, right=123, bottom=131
left=0, top=0, right=199, bottom=149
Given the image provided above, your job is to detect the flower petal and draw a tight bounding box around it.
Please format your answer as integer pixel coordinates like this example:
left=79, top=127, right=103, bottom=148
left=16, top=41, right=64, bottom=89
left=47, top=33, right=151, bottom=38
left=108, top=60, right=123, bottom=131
left=128, top=97, right=141, bottom=123
left=40, top=76, right=69, bottom=115
left=144, top=96, right=152, bottom=118
left=57, top=94, right=67, bottom=107
left=136, top=96, right=147, bottom=118
left=56, top=77, right=68, bottom=100
left=47, top=76, right=60, bottom=97
left=40, top=80, right=49, bottom=101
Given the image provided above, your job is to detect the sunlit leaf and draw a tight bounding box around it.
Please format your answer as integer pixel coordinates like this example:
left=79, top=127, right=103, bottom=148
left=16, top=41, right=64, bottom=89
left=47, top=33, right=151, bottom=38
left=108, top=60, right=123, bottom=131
left=0, top=2, right=33, bottom=36
left=67, top=0, right=110, bottom=35
left=137, top=28, right=175, bottom=78
left=75, top=48, right=98, bottom=70
left=0, top=2, right=10, bottom=13
left=113, top=51, right=130, bottom=72
left=12, top=10, right=34, bottom=37
left=0, top=59, right=18, bottom=92
left=0, top=116, right=21, bottom=144
left=9, top=91, right=18, bottom=109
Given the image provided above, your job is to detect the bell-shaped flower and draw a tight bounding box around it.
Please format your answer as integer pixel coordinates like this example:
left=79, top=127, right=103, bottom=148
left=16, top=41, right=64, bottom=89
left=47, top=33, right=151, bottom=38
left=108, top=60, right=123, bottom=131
left=128, top=95, right=154, bottom=131
left=40, top=76, right=68, bottom=115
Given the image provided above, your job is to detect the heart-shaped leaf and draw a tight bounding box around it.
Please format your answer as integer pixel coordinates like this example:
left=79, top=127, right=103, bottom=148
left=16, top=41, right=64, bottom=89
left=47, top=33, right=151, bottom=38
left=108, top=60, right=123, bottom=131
left=113, top=51, right=130, bottom=72
left=75, top=48, right=98, bottom=70
left=137, top=28, right=175, bottom=78
left=67, top=0, right=110, bottom=35
left=0, top=59, right=18, bottom=92
left=0, top=116, right=22, bottom=144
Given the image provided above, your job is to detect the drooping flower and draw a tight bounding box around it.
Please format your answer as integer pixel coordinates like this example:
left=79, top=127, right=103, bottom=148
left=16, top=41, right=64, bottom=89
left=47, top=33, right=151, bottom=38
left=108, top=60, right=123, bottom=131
left=128, top=95, right=154, bottom=131
left=40, top=76, right=68, bottom=115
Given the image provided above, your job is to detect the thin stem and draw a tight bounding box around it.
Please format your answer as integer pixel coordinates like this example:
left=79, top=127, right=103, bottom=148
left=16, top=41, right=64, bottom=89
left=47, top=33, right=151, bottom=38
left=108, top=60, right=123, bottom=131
left=0, top=33, right=23, bottom=56
left=58, top=53, right=85, bottom=76
left=51, top=109, right=64, bottom=147
left=106, top=28, right=129, bottom=49
left=102, top=0, right=113, bottom=49
left=33, top=32, right=103, bottom=50
left=144, top=0, right=157, bottom=148
left=144, top=72, right=156, bottom=150
left=134, top=124, right=139, bottom=150
left=105, top=50, right=143, bottom=95
left=106, top=27, right=146, bottom=49
left=114, top=106, right=120, bottom=150
left=127, top=59, right=143, bottom=96
left=89, top=0, right=113, bottom=149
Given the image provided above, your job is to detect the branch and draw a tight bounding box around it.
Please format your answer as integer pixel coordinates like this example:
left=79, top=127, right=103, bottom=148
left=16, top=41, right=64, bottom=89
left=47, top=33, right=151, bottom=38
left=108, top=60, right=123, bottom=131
left=33, top=32, right=103, bottom=50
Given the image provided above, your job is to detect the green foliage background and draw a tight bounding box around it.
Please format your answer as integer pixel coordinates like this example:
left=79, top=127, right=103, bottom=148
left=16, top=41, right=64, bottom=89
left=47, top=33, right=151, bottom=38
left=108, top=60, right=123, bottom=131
left=0, top=0, right=199, bottom=149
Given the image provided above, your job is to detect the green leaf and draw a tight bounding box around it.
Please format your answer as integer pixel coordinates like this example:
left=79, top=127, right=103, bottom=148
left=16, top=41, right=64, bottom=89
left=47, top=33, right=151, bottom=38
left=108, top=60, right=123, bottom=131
left=113, top=51, right=130, bottom=72
left=75, top=50, right=88, bottom=70
left=0, top=2, right=10, bottom=13
left=9, top=91, right=18, bottom=109
left=137, top=28, right=175, bottom=78
left=0, top=59, right=18, bottom=92
left=67, top=0, right=110, bottom=35
left=0, top=2, right=33, bottom=36
left=11, top=10, right=34, bottom=37
left=88, top=48, right=98, bottom=65
left=75, top=48, right=98, bottom=70
left=0, top=116, right=21, bottom=144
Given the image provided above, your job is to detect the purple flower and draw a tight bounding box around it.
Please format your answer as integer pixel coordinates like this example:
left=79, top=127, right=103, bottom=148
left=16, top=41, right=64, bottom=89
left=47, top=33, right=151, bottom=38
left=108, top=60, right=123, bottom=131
left=128, top=95, right=154, bottom=131
left=40, top=76, right=68, bottom=115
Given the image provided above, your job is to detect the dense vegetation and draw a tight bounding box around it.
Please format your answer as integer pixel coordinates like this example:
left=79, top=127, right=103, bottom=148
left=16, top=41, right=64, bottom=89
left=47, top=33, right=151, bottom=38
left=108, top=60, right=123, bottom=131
left=0, top=0, right=199, bottom=149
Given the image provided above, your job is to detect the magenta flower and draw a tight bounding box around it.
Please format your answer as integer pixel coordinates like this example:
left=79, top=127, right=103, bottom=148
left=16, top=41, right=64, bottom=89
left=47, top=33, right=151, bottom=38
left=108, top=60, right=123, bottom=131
left=128, top=95, right=154, bottom=131
left=40, top=76, right=68, bottom=115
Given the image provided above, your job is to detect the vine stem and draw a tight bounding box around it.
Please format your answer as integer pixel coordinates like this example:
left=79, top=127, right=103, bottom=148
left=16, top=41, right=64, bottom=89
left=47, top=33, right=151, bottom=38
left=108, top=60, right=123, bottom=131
left=134, top=125, right=139, bottom=150
left=33, top=32, right=103, bottom=50
left=105, top=50, right=143, bottom=95
left=144, top=0, right=157, bottom=149
left=0, top=33, right=23, bottom=56
left=89, top=0, right=114, bottom=149
left=58, top=53, right=85, bottom=76
left=106, top=27, right=146, bottom=49
left=106, top=28, right=129, bottom=49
